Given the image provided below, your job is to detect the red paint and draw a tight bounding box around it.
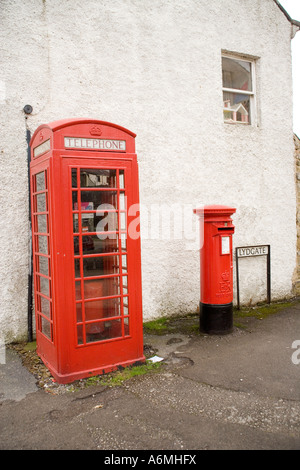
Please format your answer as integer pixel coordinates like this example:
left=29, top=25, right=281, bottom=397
left=30, top=119, right=145, bottom=384
left=194, top=205, right=236, bottom=305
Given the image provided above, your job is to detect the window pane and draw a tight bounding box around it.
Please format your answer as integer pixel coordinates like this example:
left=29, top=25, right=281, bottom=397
left=72, top=169, right=78, bottom=188
left=222, top=57, right=252, bottom=91
left=38, top=275, right=50, bottom=296
left=223, top=92, right=250, bottom=124
left=37, top=256, right=49, bottom=276
left=84, top=278, right=120, bottom=299
left=85, top=297, right=121, bottom=321
left=41, top=316, right=51, bottom=340
left=83, top=255, right=119, bottom=277
left=80, top=169, right=117, bottom=188
left=76, top=302, right=82, bottom=322
left=36, top=193, right=46, bottom=213
left=38, top=235, right=48, bottom=254
left=72, top=191, right=78, bottom=209
left=78, top=212, right=118, bottom=233
left=119, top=170, right=125, bottom=189
left=120, top=212, right=126, bottom=230
left=38, top=295, right=51, bottom=318
left=37, top=214, right=47, bottom=233
left=86, top=318, right=122, bottom=343
left=73, top=215, right=79, bottom=233
left=124, top=317, right=129, bottom=336
left=74, top=258, right=81, bottom=277
left=36, top=172, right=45, bottom=191
left=77, top=324, right=83, bottom=345
left=122, top=255, right=127, bottom=271
left=75, top=281, right=81, bottom=300
left=81, top=190, right=118, bottom=210
left=81, top=234, right=119, bottom=255
left=120, top=234, right=127, bottom=252
left=119, top=192, right=125, bottom=210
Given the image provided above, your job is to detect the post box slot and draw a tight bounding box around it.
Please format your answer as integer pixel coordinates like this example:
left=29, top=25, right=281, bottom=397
left=218, top=227, right=233, bottom=231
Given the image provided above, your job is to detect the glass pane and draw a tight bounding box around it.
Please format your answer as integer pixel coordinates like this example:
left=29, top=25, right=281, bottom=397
left=73, top=215, right=79, bottom=233
left=81, top=190, right=118, bottom=210
left=38, top=275, right=49, bottom=296
left=38, top=235, right=48, bottom=254
left=223, top=92, right=250, bottom=124
left=81, top=234, right=119, bottom=255
left=76, top=302, right=82, bottom=322
left=122, top=255, right=127, bottom=271
left=36, top=193, right=46, bottom=213
left=36, top=214, right=47, bottom=233
left=124, top=317, right=129, bottom=335
left=83, top=255, right=119, bottom=277
left=77, top=324, right=83, bottom=345
left=75, top=281, right=81, bottom=300
left=37, top=256, right=49, bottom=276
left=39, top=295, right=51, bottom=318
left=85, top=297, right=121, bottom=321
left=80, top=169, right=117, bottom=188
left=41, top=316, right=51, bottom=339
left=222, top=57, right=252, bottom=91
left=36, top=172, right=45, bottom=191
left=120, top=212, right=126, bottom=230
left=123, top=302, right=129, bottom=316
left=120, top=234, right=127, bottom=252
left=119, top=192, right=125, bottom=211
left=119, top=170, right=125, bottom=189
left=81, top=212, right=118, bottom=233
left=74, top=258, right=81, bottom=277
left=86, top=318, right=122, bottom=343
left=72, top=191, right=78, bottom=209
left=72, top=169, right=77, bottom=188
left=84, top=278, right=120, bottom=299
left=74, top=236, right=80, bottom=254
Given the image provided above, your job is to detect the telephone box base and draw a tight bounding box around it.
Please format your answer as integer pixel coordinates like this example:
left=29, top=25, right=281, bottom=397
left=38, top=353, right=146, bottom=385
left=200, top=302, right=233, bottom=335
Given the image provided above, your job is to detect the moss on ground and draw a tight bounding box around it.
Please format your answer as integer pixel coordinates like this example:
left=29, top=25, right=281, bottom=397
left=143, top=313, right=200, bottom=336
left=143, top=299, right=300, bottom=334
left=233, top=300, right=296, bottom=320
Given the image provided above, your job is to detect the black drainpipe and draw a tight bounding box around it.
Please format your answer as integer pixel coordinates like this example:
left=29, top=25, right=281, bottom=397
left=24, top=105, right=33, bottom=342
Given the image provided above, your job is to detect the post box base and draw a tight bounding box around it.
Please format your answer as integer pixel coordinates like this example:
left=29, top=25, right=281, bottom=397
left=200, top=302, right=233, bottom=335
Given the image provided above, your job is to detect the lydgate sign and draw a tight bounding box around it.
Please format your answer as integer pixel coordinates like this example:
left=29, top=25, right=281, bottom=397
left=237, top=245, right=269, bottom=258
left=235, top=244, right=271, bottom=309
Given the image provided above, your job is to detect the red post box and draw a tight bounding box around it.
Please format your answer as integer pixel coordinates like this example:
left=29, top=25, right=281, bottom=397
left=30, top=118, right=145, bottom=383
left=194, top=205, right=236, bottom=334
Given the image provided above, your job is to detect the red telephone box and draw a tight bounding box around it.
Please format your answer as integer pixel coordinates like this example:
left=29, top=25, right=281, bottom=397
left=194, top=205, right=236, bottom=334
left=30, top=118, right=145, bottom=383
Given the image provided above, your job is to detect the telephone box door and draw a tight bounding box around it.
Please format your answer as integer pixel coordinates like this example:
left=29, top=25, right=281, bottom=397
left=58, top=157, right=144, bottom=380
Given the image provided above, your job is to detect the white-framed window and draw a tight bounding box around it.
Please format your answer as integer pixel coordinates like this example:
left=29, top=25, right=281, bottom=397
left=222, top=53, right=256, bottom=126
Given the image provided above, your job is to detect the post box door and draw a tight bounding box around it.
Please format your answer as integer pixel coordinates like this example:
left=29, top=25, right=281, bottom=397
left=57, top=157, right=143, bottom=372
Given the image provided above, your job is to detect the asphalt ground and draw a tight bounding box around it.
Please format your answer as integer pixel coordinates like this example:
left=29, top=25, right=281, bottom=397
left=0, top=301, right=300, bottom=453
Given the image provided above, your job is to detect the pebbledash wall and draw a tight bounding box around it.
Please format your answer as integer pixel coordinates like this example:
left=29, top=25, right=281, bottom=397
left=0, top=0, right=299, bottom=342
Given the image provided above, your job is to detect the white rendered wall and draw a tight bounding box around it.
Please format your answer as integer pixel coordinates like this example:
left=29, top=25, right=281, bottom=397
left=0, top=0, right=297, bottom=341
